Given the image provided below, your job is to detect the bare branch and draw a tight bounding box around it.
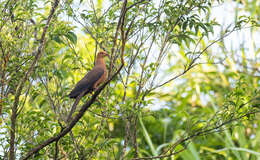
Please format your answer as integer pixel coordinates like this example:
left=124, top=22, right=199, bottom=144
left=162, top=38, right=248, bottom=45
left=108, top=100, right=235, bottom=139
left=108, top=0, right=128, bottom=78
left=150, top=24, right=241, bottom=91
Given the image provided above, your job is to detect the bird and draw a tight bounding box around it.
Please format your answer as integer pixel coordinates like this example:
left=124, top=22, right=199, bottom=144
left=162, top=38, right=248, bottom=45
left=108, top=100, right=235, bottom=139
left=68, top=51, right=109, bottom=99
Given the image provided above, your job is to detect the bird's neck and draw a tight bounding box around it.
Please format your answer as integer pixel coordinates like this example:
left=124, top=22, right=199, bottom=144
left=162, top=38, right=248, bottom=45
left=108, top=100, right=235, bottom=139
left=95, top=58, right=106, bottom=67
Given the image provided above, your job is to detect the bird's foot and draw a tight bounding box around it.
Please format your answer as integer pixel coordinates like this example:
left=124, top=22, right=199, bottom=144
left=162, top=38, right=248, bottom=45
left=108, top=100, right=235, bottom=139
left=93, top=87, right=98, bottom=92
left=89, top=87, right=97, bottom=96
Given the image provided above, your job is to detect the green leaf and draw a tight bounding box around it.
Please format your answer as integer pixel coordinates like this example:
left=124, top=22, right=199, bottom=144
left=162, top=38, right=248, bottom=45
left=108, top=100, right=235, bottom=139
left=53, top=36, right=64, bottom=44
left=65, top=31, right=77, bottom=44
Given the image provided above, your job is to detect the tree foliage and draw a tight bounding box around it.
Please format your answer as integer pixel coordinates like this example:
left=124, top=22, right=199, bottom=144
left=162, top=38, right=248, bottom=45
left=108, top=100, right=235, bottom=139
left=0, top=0, right=259, bottom=159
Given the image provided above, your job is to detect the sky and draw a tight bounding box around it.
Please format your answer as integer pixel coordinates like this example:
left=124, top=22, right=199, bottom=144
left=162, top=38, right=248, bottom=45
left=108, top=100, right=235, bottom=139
left=148, top=0, right=260, bottom=110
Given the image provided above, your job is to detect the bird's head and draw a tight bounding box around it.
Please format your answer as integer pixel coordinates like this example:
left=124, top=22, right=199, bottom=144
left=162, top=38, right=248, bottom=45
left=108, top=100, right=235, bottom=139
left=97, top=51, right=109, bottom=59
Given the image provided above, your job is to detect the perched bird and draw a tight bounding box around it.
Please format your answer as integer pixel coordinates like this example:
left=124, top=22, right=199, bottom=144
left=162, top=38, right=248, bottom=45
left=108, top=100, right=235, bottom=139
left=68, top=51, right=109, bottom=98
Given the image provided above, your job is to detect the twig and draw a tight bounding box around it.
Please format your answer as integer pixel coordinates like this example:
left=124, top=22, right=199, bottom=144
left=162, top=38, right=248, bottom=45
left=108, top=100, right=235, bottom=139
left=21, top=4, right=128, bottom=157
left=108, top=0, right=127, bottom=79
left=120, top=119, right=131, bottom=160
left=150, top=25, right=240, bottom=91
left=126, top=0, right=150, bottom=11
left=88, top=109, right=120, bottom=119
left=64, top=38, right=88, bottom=70
left=132, top=148, right=186, bottom=160
left=132, top=109, right=260, bottom=160
left=21, top=64, right=123, bottom=159
left=133, top=116, right=139, bottom=158
left=9, top=0, right=60, bottom=159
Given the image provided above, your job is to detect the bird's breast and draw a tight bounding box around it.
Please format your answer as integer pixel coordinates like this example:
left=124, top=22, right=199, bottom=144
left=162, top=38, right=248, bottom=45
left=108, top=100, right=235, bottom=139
left=102, top=68, right=107, bottom=82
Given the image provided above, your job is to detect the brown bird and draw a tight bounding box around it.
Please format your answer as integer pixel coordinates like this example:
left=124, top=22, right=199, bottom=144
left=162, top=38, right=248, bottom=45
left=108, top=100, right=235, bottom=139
left=68, top=51, right=109, bottom=98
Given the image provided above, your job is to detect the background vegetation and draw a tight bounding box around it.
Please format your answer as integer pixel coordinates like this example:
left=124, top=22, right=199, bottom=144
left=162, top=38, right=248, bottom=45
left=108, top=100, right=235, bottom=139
left=0, top=0, right=260, bottom=159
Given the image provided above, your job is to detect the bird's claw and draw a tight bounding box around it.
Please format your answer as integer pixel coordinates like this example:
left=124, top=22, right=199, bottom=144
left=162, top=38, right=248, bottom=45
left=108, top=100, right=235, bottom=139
left=93, top=87, right=98, bottom=92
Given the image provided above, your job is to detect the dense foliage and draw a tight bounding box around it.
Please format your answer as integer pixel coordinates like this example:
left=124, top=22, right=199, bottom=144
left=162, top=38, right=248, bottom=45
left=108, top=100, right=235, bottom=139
left=0, top=0, right=259, bottom=159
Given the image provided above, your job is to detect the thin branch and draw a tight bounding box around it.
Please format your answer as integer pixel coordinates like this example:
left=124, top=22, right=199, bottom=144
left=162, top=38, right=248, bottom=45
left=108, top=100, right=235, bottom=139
left=68, top=131, right=82, bottom=159
left=88, top=109, right=120, bottom=119
left=21, top=63, right=123, bottom=159
left=126, top=0, right=150, bottom=11
left=21, top=4, right=128, bottom=157
left=133, top=116, right=139, bottom=158
left=150, top=63, right=197, bottom=91
left=119, top=119, right=131, bottom=160
left=9, top=0, right=60, bottom=159
left=151, top=25, right=240, bottom=91
left=97, top=2, right=117, bottom=23
left=132, top=109, right=260, bottom=160
left=108, top=0, right=127, bottom=78
left=132, top=148, right=186, bottom=160
left=72, top=15, right=105, bottom=51
left=93, top=119, right=105, bottom=144
left=64, top=37, right=88, bottom=70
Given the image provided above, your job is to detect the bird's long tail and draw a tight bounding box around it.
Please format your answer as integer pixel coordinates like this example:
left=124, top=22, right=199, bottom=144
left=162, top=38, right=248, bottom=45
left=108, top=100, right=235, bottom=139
left=67, top=89, right=92, bottom=122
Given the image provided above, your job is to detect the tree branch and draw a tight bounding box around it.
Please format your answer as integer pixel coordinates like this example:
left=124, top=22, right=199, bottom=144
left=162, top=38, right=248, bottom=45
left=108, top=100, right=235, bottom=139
left=21, top=2, right=128, bottom=155
left=126, top=0, right=150, bottom=11
left=21, top=65, right=123, bottom=159
left=9, top=0, right=60, bottom=159
left=132, top=109, right=260, bottom=160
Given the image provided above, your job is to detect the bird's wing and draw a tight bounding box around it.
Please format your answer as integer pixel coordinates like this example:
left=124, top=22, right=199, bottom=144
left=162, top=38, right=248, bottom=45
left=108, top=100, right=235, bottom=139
left=68, top=67, right=104, bottom=98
